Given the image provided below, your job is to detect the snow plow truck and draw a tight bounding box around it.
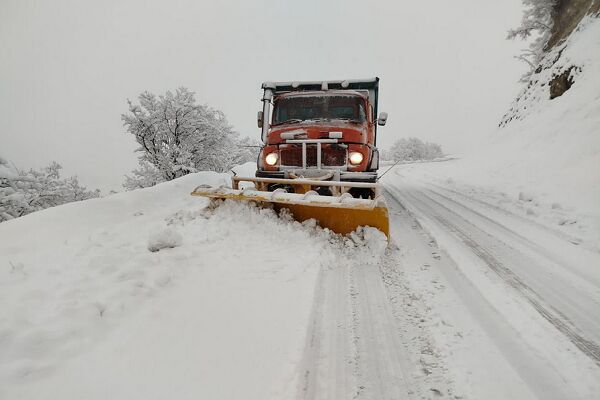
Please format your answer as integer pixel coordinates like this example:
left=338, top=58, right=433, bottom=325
left=192, top=78, right=390, bottom=237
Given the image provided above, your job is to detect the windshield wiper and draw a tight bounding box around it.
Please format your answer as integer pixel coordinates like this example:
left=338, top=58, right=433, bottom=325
left=272, top=118, right=303, bottom=126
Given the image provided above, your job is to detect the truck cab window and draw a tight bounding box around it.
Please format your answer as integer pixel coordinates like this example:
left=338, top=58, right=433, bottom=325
left=273, top=95, right=366, bottom=124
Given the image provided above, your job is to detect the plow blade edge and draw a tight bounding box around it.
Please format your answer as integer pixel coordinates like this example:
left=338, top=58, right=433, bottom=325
left=191, top=179, right=389, bottom=238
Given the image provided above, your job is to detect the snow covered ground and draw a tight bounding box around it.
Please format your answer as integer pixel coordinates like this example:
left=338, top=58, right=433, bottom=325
left=3, top=158, right=598, bottom=400
left=2, top=162, right=599, bottom=400
left=382, top=168, right=600, bottom=399
left=0, top=168, right=387, bottom=400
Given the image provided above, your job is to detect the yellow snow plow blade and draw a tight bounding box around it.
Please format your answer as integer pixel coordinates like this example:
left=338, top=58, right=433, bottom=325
left=191, top=177, right=390, bottom=238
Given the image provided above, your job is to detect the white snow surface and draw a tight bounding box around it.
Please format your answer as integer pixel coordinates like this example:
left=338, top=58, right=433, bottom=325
left=0, top=170, right=386, bottom=399
left=381, top=179, right=600, bottom=399
left=147, top=227, right=183, bottom=252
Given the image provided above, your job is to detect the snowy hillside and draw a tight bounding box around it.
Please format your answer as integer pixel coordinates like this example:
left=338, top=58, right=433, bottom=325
left=0, top=169, right=386, bottom=399
left=393, top=16, right=600, bottom=244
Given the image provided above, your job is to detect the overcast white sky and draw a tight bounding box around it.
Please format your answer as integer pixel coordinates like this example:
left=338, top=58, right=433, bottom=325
left=1, top=0, right=526, bottom=191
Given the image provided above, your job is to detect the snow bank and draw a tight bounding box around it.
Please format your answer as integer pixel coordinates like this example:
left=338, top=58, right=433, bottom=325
left=231, top=161, right=258, bottom=177
left=0, top=169, right=380, bottom=399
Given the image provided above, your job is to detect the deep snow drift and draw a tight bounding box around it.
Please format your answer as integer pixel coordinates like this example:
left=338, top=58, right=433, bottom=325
left=0, top=168, right=386, bottom=400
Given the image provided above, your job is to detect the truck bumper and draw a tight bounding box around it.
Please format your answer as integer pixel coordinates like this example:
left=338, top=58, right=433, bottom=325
left=256, top=170, right=378, bottom=183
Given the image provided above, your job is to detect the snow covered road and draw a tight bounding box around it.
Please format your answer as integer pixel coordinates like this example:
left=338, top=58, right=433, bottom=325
left=388, top=183, right=600, bottom=361
left=2, top=165, right=600, bottom=399
left=296, top=237, right=413, bottom=400
left=295, top=166, right=600, bottom=400
left=378, top=170, right=600, bottom=399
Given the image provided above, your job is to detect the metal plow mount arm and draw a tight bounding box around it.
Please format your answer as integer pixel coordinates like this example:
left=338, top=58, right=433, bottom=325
left=191, top=176, right=390, bottom=238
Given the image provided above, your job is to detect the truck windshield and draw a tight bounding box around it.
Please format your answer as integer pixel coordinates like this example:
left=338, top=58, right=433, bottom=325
left=272, top=95, right=367, bottom=125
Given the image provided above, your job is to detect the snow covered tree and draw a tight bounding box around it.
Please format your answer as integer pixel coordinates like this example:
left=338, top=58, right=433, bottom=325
left=386, top=138, right=444, bottom=162
left=508, top=0, right=557, bottom=76
left=122, top=87, right=258, bottom=189
left=123, top=161, right=164, bottom=191
left=0, top=156, right=100, bottom=222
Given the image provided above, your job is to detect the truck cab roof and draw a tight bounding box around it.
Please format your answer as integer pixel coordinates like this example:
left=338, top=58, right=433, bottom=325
left=275, top=90, right=368, bottom=100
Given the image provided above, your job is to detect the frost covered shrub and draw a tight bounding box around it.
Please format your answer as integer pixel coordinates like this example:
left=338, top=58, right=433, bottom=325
left=0, top=156, right=100, bottom=222
left=385, top=138, right=443, bottom=162
left=122, top=161, right=164, bottom=191
left=122, top=87, right=259, bottom=190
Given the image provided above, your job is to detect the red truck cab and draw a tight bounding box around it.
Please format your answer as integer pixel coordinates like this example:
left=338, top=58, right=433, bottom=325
left=256, top=78, right=387, bottom=183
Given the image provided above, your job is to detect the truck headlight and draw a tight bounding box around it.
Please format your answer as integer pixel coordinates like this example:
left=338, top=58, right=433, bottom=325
left=349, top=151, right=363, bottom=165
left=265, top=152, right=278, bottom=166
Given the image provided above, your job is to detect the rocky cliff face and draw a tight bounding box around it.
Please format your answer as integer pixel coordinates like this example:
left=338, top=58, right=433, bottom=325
left=547, top=0, right=600, bottom=49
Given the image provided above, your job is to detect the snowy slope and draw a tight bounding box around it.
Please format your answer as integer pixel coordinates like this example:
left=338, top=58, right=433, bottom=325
left=391, top=16, right=600, bottom=244
left=0, top=168, right=386, bottom=400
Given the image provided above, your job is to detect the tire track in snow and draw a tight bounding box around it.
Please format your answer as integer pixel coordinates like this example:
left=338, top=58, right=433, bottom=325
left=385, top=188, right=582, bottom=400
left=350, top=259, right=414, bottom=399
left=431, top=211, right=600, bottom=365
left=395, top=186, right=600, bottom=366
left=295, top=250, right=416, bottom=399
left=425, top=182, right=596, bottom=254
left=423, top=184, right=600, bottom=286
left=296, top=263, right=355, bottom=400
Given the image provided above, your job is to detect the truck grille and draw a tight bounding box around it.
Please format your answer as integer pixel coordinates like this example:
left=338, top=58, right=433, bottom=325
left=280, top=144, right=346, bottom=167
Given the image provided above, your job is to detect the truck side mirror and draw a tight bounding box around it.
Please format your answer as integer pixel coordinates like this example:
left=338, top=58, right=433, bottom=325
left=257, top=111, right=264, bottom=128
left=377, top=112, right=388, bottom=126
